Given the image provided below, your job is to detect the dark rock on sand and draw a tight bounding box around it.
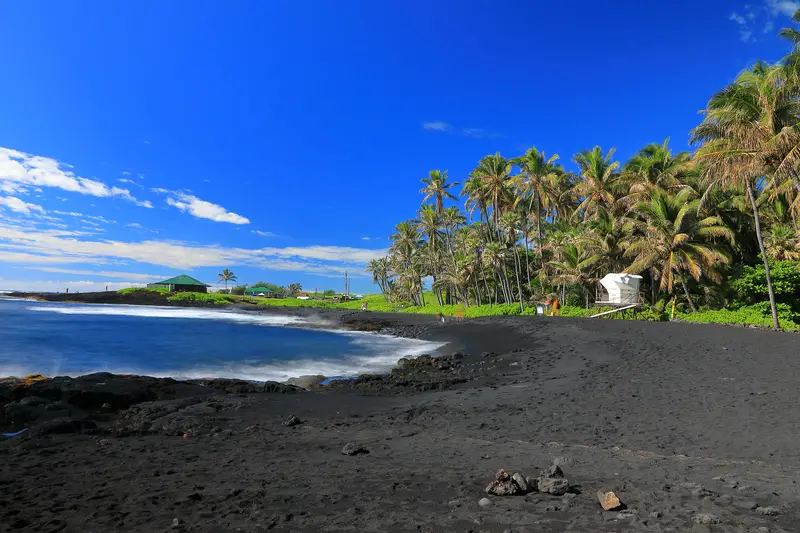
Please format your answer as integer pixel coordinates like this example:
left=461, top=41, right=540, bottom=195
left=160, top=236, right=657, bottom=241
left=341, top=442, right=369, bottom=455
left=285, top=375, right=326, bottom=389
left=114, top=396, right=254, bottom=436
left=538, top=477, right=569, bottom=496
left=756, top=506, right=781, bottom=516
left=282, top=414, right=302, bottom=427
left=486, top=469, right=527, bottom=496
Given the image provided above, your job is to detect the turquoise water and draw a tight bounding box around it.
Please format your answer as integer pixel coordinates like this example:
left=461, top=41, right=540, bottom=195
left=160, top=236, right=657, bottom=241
left=0, top=299, right=443, bottom=381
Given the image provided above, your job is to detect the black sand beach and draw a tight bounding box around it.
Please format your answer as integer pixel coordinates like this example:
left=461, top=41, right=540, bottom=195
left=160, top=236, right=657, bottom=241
left=2, top=308, right=800, bottom=532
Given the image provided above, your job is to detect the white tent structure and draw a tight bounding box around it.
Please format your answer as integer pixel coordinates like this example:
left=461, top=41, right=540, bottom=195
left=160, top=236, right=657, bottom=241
left=596, top=273, right=643, bottom=306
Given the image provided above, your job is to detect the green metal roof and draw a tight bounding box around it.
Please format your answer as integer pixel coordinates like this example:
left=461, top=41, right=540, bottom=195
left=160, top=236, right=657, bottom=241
left=245, top=286, right=276, bottom=293
left=153, top=275, right=210, bottom=287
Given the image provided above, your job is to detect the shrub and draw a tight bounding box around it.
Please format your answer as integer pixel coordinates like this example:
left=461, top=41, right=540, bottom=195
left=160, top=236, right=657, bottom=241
left=731, top=260, right=800, bottom=306
left=166, top=292, right=237, bottom=305
left=118, top=287, right=170, bottom=295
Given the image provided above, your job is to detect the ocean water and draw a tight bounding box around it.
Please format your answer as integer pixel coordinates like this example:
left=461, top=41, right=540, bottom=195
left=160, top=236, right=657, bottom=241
left=0, top=299, right=445, bottom=381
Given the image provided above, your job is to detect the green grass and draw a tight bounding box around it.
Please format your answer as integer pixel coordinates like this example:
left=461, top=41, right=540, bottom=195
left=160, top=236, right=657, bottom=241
left=118, top=288, right=798, bottom=329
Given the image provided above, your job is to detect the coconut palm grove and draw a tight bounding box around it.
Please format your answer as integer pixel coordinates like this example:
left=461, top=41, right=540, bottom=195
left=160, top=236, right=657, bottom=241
left=366, top=13, right=800, bottom=331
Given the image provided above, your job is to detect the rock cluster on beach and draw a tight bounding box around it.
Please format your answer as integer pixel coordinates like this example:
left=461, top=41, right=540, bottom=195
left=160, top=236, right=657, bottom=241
left=485, top=464, right=572, bottom=497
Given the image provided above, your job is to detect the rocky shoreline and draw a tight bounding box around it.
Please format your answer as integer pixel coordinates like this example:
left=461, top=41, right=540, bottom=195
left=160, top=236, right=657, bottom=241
left=3, top=309, right=800, bottom=531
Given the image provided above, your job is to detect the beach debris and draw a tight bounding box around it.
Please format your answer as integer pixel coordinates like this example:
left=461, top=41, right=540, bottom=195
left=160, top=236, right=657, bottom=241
left=282, top=414, right=303, bottom=427
left=536, top=464, right=569, bottom=496
left=478, top=497, right=492, bottom=507
left=693, top=513, right=721, bottom=525
left=649, top=511, right=661, bottom=518
left=98, top=438, right=110, bottom=446
left=1, top=428, right=28, bottom=438
left=183, top=433, right=190, bottom=439
left=341, top=442, right=369, bottom=455
left=102, top=403, right=112, bottom=409
left=756, top=506, right=782, bottom=516
left=597, top=490, right=623, bottom=511
left=171, top=518, right=180, bottom=528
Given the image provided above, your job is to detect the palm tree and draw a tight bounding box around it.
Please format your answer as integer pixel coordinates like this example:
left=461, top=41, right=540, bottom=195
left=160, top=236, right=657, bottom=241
left=622, top=189, right=734, bottom=312
left=572, top=146, right=621, bottom=220
left=765, top=224, right=800, bottom=260
left=691, top=61, right=800, bottom=328
left=366, top=257, right=392, bottom=301
left=472, top=153, right=513, bottom=231
left=420, top=170, right=459, bottom=213
left=218, top=268, right=237, bottom=292
left=512, top=147, right=561, bottom=261
left=286, top=283, right=302, bottom=296
left=548, top=241, right=602, bottom=308
left=620, top=138, right=692, bottom=207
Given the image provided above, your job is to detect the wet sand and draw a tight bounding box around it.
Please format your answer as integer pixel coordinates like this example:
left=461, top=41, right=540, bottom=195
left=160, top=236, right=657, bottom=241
left=2, top=309, right=800, bottom=532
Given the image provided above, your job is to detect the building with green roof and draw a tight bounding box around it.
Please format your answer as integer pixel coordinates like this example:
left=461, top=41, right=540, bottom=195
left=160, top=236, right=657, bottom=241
left=244, top=285, right=283, bottom=298
left=147, top=275, right=210, bottom=293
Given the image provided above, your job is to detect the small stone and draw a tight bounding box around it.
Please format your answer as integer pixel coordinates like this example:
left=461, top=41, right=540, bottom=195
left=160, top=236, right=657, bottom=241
left=512, top=473, right=529, bottom=493
left=102, top=403, right=112, bottom=409
left=478, top=497, right=492, bottom=507
left=649, top=511, right=661, bottom=518
left=495, top=469, right=510, bottom=482
left=98, top=438, right=110, bottom=447
left=538, top=477, right=569, bottom=496
left=756, top=506, right=781, bottom=516
left=616, top=509, right=639, bottom=520
left=341, top=442, right=369, bottom=455
left=597, top=491, right=623, bottom=511
left=693, top=513, right=720, bottom=525
left=171, top=518, right=180, bottom=528
left=542, top=464, right=564, bottom=478
left=715, top=494, right=734, bottom=505
left=282, top=414, right=303, bottom=427
left=552, top=456, right=574, bottom=467
left=735, top=500, right=758, bottom=510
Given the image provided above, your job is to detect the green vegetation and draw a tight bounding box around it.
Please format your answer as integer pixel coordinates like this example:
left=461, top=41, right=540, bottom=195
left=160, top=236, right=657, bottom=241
left=360, top=16, right=800, bottom=331
left=119, top=287, right=170, bottom=296
left=217, top=269, right=237, bottom=292
left=167, top=292, right=238, bottom=305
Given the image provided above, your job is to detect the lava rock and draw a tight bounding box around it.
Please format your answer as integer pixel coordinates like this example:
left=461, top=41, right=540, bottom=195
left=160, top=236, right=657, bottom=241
left=542, top=464, right=564, bottom=478
left=478, top=497, right=492, bottom=507
left=512, top=473, right=530, bottom=493
left=30, top=418, right=97, bottom=436
left=341, top=442, right=369, bottom=456
left=756, top=506, right=781, bottom=516
left=282, top=414, right=302, bottom=427
left=538, top=477, right=569, bottom=496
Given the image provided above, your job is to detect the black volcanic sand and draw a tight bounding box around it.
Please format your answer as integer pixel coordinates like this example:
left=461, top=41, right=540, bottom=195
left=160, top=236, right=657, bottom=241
left=2, top=309, right=800, bottom=532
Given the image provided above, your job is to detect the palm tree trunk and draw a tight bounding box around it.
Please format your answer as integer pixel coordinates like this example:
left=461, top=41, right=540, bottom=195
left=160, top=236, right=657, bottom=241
left=512, top=245, right=524, bottom=312
left=747, top=180, right=780, bottom=329
left=679, top=274, right=697, bottom=313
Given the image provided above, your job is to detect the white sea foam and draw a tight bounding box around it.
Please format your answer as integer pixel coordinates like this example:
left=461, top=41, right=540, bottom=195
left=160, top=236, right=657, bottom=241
left=27, top=303, right=307, bottom=326
left=71, top=334, right=447, bottom=382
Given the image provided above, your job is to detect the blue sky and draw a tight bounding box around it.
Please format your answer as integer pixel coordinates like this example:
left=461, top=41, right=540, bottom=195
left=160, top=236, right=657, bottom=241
left=0, top=0, right=798, bottom=293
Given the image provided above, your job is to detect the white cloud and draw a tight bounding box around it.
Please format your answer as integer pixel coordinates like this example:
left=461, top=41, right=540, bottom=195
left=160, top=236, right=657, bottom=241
left=0, top=279, right=146, bottom=292
left=764, top=19, right=776, bottom=32
left=0, top=196, right=45, bottom=215
left=153, top=189, right=249, bottom=225
left=730, top=11, right=747, bottom=24
left=462, top=127, right=502, bottom=139
left=422, top=121, right=451, bottom=132
left=0, top=222, right=385, bottom=276
left=118, top=177, right=142, bottom=187
left=126, top=222, right=143, bottom=228
left=23, top=266, right=163, bottom=282
left=361, top=236, right=371, bottom=241
left=766, top=0, right=800, bottom=16
left=252, top=230, right=277, bottom=237
left=121, top=171, right=131, bottom=176
left=0, top=147, right=153, bottom=208
left=52, top=210, right=84, bottom=217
